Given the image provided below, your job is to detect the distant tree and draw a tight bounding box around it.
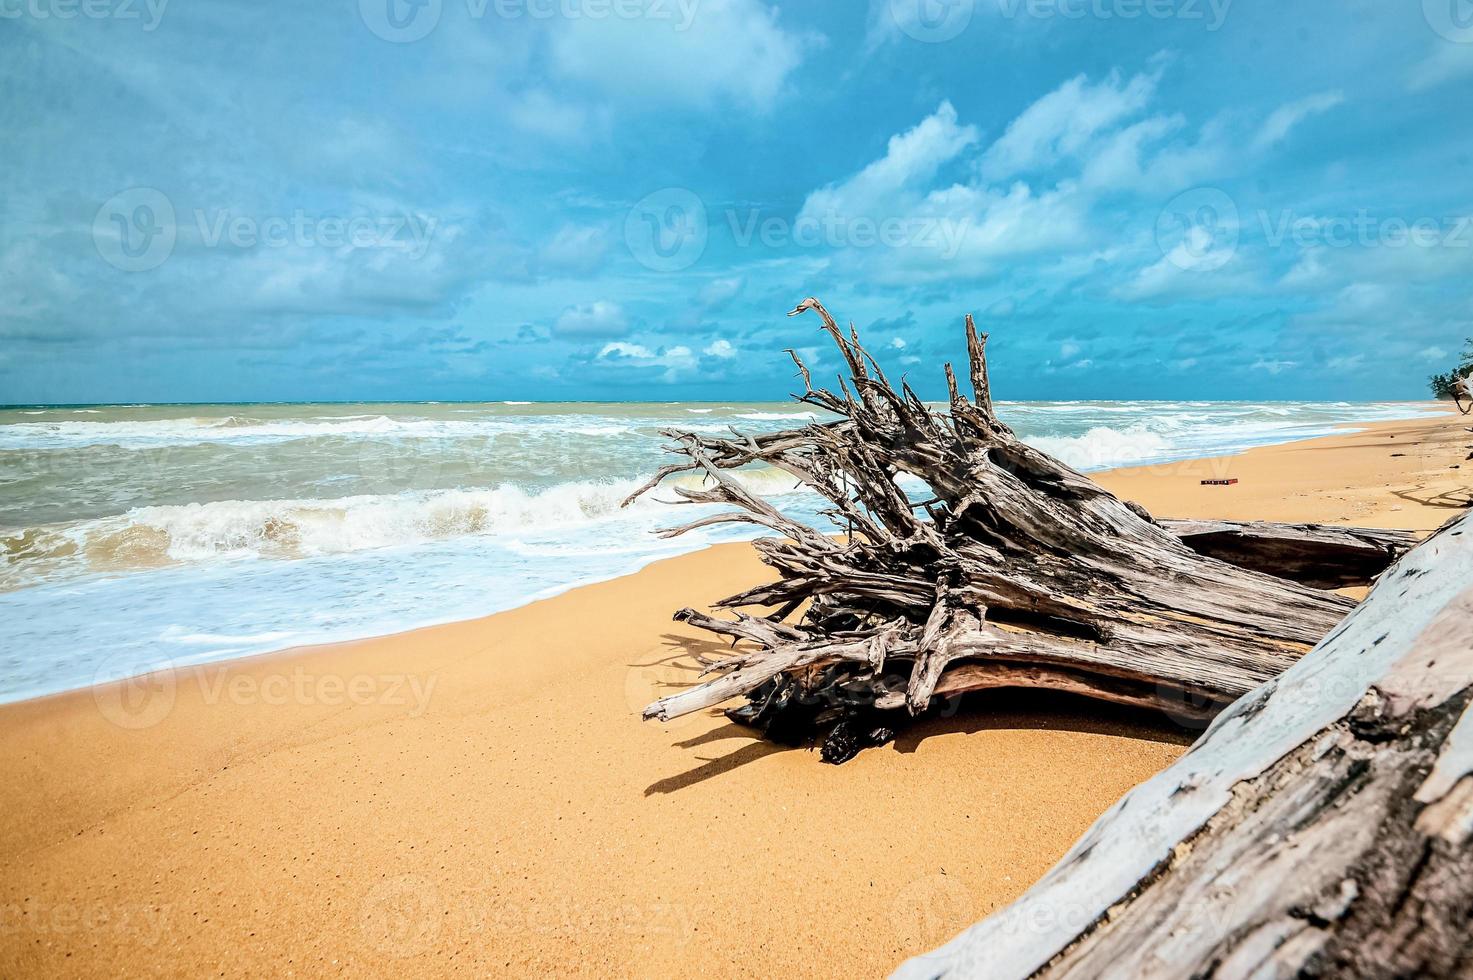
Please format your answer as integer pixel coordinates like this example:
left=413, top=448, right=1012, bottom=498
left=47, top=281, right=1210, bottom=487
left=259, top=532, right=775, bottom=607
left=1428, top=338, right=1473, bottom=401
left=1430, top=371, right=1460, bottom=399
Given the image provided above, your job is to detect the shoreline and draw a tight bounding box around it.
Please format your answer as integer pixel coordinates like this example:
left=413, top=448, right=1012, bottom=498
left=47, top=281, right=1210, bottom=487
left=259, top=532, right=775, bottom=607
left=0, top=405, right=1454, bottom=711
left=1, top=409, right=1468, bottom=977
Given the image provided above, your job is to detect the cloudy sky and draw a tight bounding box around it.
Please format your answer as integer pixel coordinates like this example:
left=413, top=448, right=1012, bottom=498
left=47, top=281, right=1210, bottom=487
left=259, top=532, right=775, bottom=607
left=3, top=0, right=1471, bottom=403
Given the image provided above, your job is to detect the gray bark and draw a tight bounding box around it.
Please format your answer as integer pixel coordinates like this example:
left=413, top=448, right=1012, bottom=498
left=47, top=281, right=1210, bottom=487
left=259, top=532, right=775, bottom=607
left=626, top=299, right=1400, bottom=755
left=894, top=511, right=1473, bottom=979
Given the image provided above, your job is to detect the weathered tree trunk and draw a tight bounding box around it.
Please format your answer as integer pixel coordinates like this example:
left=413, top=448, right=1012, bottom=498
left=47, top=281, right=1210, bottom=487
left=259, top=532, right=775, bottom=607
left=894, top=510, right=1473, bottom=979
left=1159, top=520, right=1416, bottom=589
left=626, top=299, right=1402, bottom=760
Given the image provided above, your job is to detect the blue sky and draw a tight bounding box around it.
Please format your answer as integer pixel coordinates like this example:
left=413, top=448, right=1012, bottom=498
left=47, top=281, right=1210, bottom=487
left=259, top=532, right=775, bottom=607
left=2, top=0, right=1471, bottom=403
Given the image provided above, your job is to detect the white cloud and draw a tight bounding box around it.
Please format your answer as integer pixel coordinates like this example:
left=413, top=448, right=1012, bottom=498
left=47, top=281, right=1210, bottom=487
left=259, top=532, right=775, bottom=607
left=703, top=339, right=737, bottom=358
left=799, top=101, right=978, bottom=221
left=549, top=0, right=809, bottom=110
left=1251, top=358, right=1298, bottom=375
left=598, top=341, right=657, bottom=359
left=539, top=224, right=609, bottom=276
left=979, top=69, right=1160, bottom=181
left=597, top=340, right=698, bottom=379
left=555, top=300, right=628, bottom=337
left=789, top=68, right=1233, bottom=285
left=1407, top=43, right=1473, bottom=93
left=1280, top=248, right=1333, bottom=289
left=505, top=89, right=599, bottom=142
left=698, top=277, right=744, bottom=308
left=1252, top=91, right=1345, bottom=152
left=1421, top=346, right=1449, bottom=362
left=1113, top=240, right=1250, bottom=302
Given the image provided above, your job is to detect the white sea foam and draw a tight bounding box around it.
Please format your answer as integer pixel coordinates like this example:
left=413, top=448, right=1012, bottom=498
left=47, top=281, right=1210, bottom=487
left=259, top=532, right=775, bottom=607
left=1, top=467, right=806, bottom=590
left=735, top=411, right=818, bottom=421
left=0, top=398, right=1442, bottom=703
left=1026, top=426, right=1174, bottom=470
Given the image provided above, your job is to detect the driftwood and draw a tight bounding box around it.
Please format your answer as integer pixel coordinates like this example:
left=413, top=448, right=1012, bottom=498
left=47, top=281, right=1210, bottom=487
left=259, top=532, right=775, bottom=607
left=895, top=511, right=1473, bottom=979
left=627, top=299, right=1407, bottom=760
left=1159, top=520, right=1416, bottom=589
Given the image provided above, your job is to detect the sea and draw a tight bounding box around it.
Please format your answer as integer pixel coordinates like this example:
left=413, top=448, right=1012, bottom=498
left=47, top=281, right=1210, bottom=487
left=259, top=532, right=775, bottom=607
left=0, top=400, right=1437, bottom=702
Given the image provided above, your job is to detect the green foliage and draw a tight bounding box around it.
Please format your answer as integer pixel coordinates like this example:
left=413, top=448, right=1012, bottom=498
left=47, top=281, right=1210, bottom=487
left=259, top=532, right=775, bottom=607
left=1428, top=338, right=1473, bottom=399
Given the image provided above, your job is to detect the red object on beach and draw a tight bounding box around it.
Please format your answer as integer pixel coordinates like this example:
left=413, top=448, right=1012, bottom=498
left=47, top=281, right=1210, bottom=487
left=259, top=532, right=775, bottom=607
left=1201, top=479, right=1239, bottom=486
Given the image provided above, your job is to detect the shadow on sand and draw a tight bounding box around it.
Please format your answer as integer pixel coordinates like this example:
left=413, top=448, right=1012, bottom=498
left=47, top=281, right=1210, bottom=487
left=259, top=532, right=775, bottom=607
left=639, top=679, right=1199, bottom=797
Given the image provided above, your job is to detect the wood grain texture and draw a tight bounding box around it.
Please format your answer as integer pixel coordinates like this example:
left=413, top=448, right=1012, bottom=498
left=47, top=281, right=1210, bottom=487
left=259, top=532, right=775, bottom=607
left=625, top=299, right=1399, bottom=757
left=894, top=511, right=1473, bottom=979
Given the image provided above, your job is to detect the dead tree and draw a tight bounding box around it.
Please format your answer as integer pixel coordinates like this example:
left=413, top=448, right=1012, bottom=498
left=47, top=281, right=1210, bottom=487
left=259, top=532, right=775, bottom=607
left=894, top=511, right=1473, bottom=979
left=626, top=299, right=1405, bottom=761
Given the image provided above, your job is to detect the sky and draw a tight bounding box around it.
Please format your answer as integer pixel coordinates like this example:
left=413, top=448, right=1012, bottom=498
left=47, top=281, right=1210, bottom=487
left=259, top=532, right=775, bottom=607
left=2, top=0, right=1471, bottom=404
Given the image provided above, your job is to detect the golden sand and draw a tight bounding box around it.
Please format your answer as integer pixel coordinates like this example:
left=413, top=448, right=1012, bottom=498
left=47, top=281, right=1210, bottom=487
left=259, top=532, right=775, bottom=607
left=1, top=410, right=1466, bottom=977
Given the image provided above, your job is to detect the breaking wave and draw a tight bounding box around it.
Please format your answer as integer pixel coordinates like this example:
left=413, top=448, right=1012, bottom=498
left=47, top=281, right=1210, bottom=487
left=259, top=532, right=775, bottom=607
left=0, top=468, right=806, bottom=590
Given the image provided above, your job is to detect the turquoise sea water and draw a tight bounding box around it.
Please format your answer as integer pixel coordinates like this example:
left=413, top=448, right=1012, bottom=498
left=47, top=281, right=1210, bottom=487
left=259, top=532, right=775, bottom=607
left=0, top=399, right=1437, bottom=701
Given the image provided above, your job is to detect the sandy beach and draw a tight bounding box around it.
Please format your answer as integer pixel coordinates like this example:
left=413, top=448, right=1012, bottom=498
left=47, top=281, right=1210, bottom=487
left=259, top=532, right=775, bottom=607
left=1, top=408, right=1466, bottom=978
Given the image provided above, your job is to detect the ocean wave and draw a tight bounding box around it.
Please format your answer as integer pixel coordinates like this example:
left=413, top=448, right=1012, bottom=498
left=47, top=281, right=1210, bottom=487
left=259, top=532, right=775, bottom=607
left=0, top=413, right=555, bottom=450
left=735, top=411, right=819, bottom=421
left=568, top=425, right=630, bottom=437
left=0, top=466, right=806, bottom=589
left=1025, top=426, right=1174, bottom=470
